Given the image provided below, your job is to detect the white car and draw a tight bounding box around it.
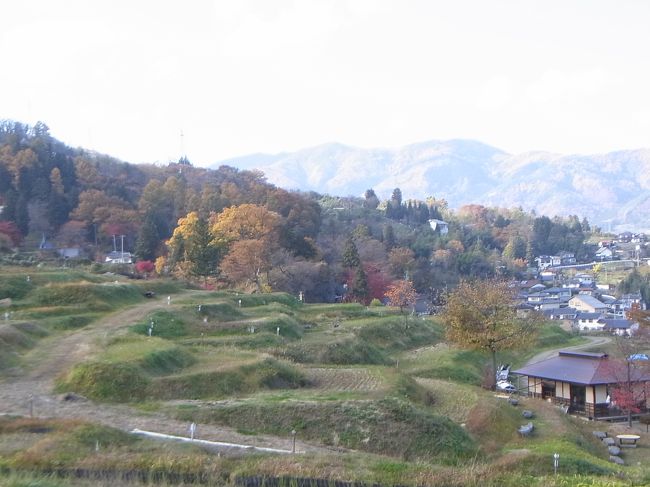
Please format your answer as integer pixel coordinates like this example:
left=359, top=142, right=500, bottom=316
left=496, top=380, right=517, bottom=394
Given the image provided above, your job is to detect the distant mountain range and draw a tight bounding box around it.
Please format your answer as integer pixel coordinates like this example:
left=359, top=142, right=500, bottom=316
left=214, top=140, right=650, bottom=232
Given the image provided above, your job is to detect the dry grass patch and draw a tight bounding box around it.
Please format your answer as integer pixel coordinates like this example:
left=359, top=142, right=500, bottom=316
left=302, top=367, right=386, bottom=392
left=169, top=347, right=264, bottom=375
left=415, top=378, right=480, bottom=422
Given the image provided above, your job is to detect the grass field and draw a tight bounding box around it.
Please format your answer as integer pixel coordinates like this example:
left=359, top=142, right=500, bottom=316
left=2, top=264, right=649, bottom=486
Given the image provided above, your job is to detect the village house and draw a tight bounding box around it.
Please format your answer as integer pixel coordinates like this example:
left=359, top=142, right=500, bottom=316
left=543, top=307, right=578, bottom=321
left=539, top=270, right=557, bottom=283
left=619, top=293, right=646, bottom=312
left=515, top=303, right=536, bottom=318
left=535, top=252, right=577, bottom=269
left=542, top=307, right=578, bottom=331
left=595, top=246, right=614, bottom=261
left=105, top=251, right=133, bottom=264
left=544, top=286, right=573, bottom=302
left=428, top=219, right=449, bottom=235
left=514, top=351, right=650, bottom=419
left=575, top=312, right=605, bottom=332
left=525, top=292, right=561, bottom=310
left=569, top=295, right=608, bottom=314
left=599, top=318, right=638, bottom=336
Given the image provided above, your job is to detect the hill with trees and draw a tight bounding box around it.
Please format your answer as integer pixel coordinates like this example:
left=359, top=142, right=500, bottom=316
left=0, top=120, right=595, bottom=302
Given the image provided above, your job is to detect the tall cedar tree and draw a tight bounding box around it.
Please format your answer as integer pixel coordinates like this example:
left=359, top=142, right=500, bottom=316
left=352, top=265, right=369, bottom=303
left=186, top=215, right=220, bottom=280
left=342, top=236, right=361, bottom=268
left=134, top=214, right=160, bottom=261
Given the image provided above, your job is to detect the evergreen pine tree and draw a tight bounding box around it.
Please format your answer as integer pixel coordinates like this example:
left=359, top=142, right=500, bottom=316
left=342, top=236, right=361, bottom=268
left=135, top=215, right=160, bottom=261
left=383, top=224, right=396, bottom=251
left=353, top=266, right=369, bottom=302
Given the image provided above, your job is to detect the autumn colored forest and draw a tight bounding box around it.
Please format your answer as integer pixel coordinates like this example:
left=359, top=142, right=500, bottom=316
left=0, top=120, right=592, bottom=303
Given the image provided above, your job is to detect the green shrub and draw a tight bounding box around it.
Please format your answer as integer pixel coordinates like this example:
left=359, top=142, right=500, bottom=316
left=31, top=282, right=142, bottom=307
left=0, top=276, right=33, bottom=299
left=139, top=347, right=196, bottom=375
left=260, top=315, right=303, bottom=339
left=130, top=310, right=188, bottom=338
left=47, top=314, right=97, bottom=330
left=151, top=358, right=305, bottom=400
left=12, top=322, right=49, bottom=337
left=0, top=326, right=34, bottom=350
left=197, top=302, right=243, bottom=321
left=413, top=349, right=486, bottom=385
left=181, top=397, right=476, bottom=462
left=280, top=338, right=391, bottom=365
left=214, top=334, right=285, bottom=349
left=57, top=362, right=150, bottom=402
left=0, top=473, right=70, bottom=487
left=70, top=423, right=137, bottom=448
left=234, top=293, right=300, bottom=308
left=535, top=324, right=576, bottom=348
left=357, top=317, right=443, bottom=352
left=393, top=374, right=435, bottom=406
left=152, top=369, right=246, bottom=399
left=241, top=358, right=308, bottom=389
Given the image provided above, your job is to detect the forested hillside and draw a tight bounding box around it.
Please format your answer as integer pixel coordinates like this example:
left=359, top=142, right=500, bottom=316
left=0, top=120, right=593, bottom=302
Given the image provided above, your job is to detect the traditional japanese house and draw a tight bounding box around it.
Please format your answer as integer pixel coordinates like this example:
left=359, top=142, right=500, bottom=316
left=513, top=351, right=650, bottom=419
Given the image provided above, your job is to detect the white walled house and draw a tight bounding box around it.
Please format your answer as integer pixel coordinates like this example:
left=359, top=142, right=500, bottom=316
left=575, top=312, right=605, bottom=332
left=428, top=219, right=449, bottom=235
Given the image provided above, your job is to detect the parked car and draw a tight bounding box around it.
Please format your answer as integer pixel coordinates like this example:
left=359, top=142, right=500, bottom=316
left=496, top=380, right=517, bottom=394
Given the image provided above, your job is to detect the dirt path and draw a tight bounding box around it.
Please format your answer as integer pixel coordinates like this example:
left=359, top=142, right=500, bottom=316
left=0, top=292, right=334, bottom=455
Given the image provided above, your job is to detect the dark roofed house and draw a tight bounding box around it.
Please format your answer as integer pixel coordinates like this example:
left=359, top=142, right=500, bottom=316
left=542, top=307, right=578, bottom=331
left=545, top=287, right=572, bottom=301
left=543, top=307, right=578, bottom=321
left=515, top=302, right=535, bottom=318
left=514, top=351, right=650, bottom=419
left=599, top=318, right=637, bottom=336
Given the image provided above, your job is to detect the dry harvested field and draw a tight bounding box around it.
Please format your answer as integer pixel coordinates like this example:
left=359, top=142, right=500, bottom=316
left=302, top=367, right=385, bottom=392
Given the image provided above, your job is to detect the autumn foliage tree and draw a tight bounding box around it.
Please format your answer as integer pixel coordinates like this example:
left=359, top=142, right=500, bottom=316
left=210, top=204, right=281, bottom=290
left=606, top=307, right=650, bottom=426
left=443, top=278, right=540, bottom=387
left=135, top=260, right=155, bottom=276
left=385, top=279, right=417, bottom=314
left=0, top=221, right=22, bottom=247
left=219, top=239, right=271, bottom=292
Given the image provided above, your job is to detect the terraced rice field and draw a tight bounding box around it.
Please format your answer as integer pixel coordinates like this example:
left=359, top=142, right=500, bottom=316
left=302, top=367, right=384, bottom=391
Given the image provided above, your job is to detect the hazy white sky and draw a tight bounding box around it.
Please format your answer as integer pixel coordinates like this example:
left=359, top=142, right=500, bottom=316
left=2, top=0, right=650, bottom=165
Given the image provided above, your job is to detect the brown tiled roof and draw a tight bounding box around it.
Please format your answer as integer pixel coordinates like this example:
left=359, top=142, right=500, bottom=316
left=513, top=351, right=650, bottom=385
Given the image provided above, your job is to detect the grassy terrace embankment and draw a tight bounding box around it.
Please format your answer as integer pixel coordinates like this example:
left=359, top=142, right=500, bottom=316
left=1, top=266, right=649, bottom=486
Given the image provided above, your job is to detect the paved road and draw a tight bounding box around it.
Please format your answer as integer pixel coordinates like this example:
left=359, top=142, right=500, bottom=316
left=525, top=335, right=612, bottom=366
